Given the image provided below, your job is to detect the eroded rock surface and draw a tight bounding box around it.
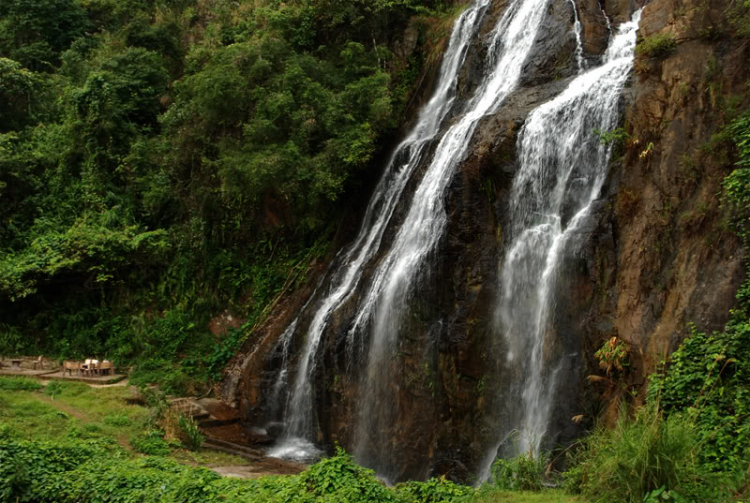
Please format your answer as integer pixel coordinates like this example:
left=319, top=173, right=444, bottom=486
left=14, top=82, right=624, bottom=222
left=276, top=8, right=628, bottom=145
left=221, top=0, right=749, bottom=483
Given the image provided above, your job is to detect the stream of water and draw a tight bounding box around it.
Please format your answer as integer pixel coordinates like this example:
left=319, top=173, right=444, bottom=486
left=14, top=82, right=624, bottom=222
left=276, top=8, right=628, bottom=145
left=268, top=0, right=492, bottom=462
left=480, top=8, right=642, bottom=478
left=350, top=0, right=556, bottom=478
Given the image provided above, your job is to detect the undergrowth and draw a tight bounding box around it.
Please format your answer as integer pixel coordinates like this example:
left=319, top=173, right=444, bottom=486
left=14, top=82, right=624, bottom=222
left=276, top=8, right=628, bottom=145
left=0, top=442, right=475, bottom=503
left=563, top=406, right=733, bottom=502
left=0, top=376, right=42, bottom=391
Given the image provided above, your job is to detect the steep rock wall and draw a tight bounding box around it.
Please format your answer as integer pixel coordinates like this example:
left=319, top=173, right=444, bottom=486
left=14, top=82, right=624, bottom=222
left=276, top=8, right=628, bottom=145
left=221, top=0, right=748, bottom=483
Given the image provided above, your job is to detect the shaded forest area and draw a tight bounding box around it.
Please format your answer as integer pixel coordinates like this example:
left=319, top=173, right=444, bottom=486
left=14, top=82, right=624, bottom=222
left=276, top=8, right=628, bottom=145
left=0, top=0, right=461, bottom=391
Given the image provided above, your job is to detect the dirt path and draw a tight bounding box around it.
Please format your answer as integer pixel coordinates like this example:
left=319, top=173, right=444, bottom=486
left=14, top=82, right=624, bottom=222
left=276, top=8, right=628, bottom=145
left=36, top=390, right=134, bottom=451
left=37, top=378, right=130, bottom=388
left=37, top=395, right=91, bottom=422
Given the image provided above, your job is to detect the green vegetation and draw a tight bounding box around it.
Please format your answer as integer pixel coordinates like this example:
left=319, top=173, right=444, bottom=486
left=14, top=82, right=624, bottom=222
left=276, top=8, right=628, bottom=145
left=636, top=33, right=677, bottom=58
left=0, top=377, right=250, bottom=464
left=564, top=100, right=750, bottom=503
left=730, top=0, right=750, bottom=37
left=564, top=406, right=731, bottom=502
left=0, top=438, right=587, bottom=503
left=0, top=376, right=583, bottom=502
left=0, top=0, right=462, bottom=392
left=489, top=452, right=547, bottom=491
left=0, top=440, right=474, bottom=503
left=0, top=375, right=43, bottom=391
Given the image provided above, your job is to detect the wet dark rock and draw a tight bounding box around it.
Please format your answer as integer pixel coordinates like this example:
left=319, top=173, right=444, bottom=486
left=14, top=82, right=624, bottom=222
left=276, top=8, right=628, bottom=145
left=221, top=0, right=748, bottom=483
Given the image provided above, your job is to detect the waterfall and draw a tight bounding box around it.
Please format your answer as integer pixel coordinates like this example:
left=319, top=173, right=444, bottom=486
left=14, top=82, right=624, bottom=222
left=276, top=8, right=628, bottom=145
left=351, top=0, right=554, bottom=478
left=267, top=0, right=492, bottom=462
left=481, top=9, right=642, bottom=476
left=568, top=0, right=586, bottom=73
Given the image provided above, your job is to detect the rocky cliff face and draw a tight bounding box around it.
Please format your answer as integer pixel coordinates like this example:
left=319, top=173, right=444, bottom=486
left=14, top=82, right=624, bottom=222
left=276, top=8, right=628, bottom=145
left=222, top=0, right=748, bottom=483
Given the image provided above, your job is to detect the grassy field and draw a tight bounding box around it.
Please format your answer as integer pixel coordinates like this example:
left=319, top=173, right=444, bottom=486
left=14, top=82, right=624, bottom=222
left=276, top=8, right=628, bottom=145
left=0, top=376, right=588, bottom=503
left=470, top=488, right=586, bottom=503
left=0, top=376, right=247, bottom=467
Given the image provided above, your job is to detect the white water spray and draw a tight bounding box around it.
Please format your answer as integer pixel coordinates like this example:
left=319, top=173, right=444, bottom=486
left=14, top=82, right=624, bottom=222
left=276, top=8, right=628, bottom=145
left=268, top=0, right=492, bottom=462
left=480, top=9, right=642, bottom=479
left=351, top=0, right=555, bottom=477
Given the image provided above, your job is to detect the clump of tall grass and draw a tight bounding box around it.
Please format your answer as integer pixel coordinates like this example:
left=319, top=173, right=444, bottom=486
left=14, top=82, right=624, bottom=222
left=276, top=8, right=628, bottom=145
left=0, top=376, right=42, bottom=391
left=490, top=451, right=548, bottom=491
left=564, top=405, right=732, bottom=502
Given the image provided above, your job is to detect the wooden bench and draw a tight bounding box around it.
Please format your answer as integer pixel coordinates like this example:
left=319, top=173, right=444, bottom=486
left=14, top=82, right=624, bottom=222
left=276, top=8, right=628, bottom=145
left=63, top=360, right=81, bottom=376
left=98, top=361, right=113, bottom=376
left=33, top=356, right=45, bottom=370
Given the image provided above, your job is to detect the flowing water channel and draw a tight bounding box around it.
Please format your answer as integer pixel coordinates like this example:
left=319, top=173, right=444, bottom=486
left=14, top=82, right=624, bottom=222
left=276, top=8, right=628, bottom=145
left=350, top=0, right=555, bottom=477
left=480, top=8, right=643, bottom=477
left=265, top=0, right=643, bottom=482
left=268, top=0, right=493, bottom=462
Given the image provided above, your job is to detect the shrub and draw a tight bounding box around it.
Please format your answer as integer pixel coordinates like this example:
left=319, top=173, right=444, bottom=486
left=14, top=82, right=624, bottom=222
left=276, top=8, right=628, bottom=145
left=489, top=452, right=547, bottom=491
left=395, top=476, right=474, bottom=502
left=564, top=405, right=729, bottom=502
left=648, top=322, right=750, bottom=472
left=0, top=440, right=480, bottom=503
left=637, top=33, right=677, bottom=58
left=0, top=376, right=43, bottom=391
left=594, top=336, right=630, bottom=377
left=130, top=430, right=172, bottom=456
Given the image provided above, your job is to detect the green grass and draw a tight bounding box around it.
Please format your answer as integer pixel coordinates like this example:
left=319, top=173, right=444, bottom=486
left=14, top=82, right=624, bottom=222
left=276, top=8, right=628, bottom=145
left=469, top=488, right=586, bottom=503
left=0, top=375, right=43, bottom=391
left=564, top=405, right=737, bottom=503
left=0, top=377, right=243, bottom=467
left=0, top=392, right=72, bottom=440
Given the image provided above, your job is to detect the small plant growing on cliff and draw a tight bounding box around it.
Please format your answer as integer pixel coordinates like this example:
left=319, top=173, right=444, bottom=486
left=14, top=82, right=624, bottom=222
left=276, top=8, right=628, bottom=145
left=637, top=33, right=676, bottom=58
left=594, top=127, right=630, bottom=147
left=594, top=337, right=630, bottom=377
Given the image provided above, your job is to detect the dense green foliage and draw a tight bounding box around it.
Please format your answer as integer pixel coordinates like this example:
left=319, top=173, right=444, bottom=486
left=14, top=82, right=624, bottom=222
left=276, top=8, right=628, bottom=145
left=648, top=322, right=750, bottom=472
left=0, top=0, right=458, bottom=391
left=0, top=441, right=476, bottom=503
left=636, top=33, right=676, bottom=58
left=489, top=453, right=546, bottom=491
left=564, top=406, right=734, bottom=503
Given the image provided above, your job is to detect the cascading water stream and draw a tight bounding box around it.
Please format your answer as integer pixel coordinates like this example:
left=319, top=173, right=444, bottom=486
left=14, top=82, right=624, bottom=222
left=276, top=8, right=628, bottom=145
left=350, top=0, right=555, bottom=478
left=568, top=0, right=586, bottom=72
left=267, top=0, right=491, bottom=461
left=480, top=8, right=642, bottom=478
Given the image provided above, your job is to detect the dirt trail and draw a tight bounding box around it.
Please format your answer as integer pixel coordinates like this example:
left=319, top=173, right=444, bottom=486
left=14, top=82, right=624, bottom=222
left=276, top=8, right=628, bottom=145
left=37, top=378, right=130, bottom=388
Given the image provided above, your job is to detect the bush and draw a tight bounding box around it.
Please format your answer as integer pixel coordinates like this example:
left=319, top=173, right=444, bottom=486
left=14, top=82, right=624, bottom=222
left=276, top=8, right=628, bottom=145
left=0, top=440, right=479, bottom=503
left=564, top=405, right=729, bottom=502
left=395, top=476, right=474, bottom=502
left=489, top=452, right=547, bottom=491
left=648, top=322, right=750, bottom=472
left=130, top=430, right=172, bottom=456
left=637, top=33, right=677, bottom=58
left=0, top=376, right=43, bottom=391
